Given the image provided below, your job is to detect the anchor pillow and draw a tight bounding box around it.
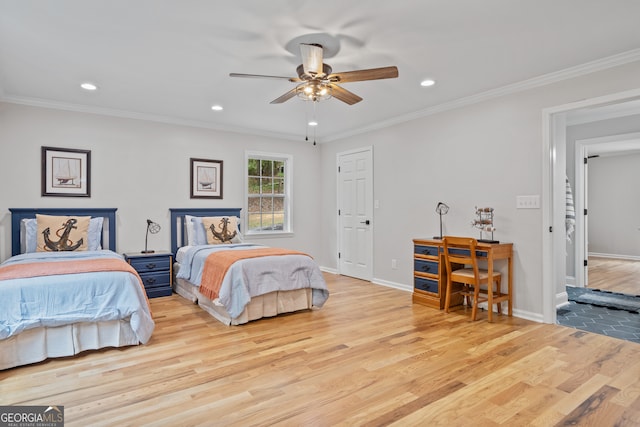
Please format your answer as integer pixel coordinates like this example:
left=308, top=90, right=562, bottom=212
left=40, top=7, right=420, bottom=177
left=36, top=214, right=90, bottom=252
left=201, top=216, right=241, bottom=245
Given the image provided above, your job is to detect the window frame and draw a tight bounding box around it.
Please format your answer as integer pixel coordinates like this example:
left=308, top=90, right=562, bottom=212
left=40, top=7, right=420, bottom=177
left=244, top=151, right=293, bottom=237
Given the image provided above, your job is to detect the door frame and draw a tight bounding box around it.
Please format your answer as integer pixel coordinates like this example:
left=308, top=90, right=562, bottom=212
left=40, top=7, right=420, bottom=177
left=542, top=88, right=640, bottom=323
left=336, top=146, right=374, bottom=280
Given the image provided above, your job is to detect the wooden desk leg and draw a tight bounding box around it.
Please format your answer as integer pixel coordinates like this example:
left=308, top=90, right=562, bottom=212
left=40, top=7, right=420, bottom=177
left=508, top=254, right=513, bottom=316
left=487, top=251, right=494, bottom=323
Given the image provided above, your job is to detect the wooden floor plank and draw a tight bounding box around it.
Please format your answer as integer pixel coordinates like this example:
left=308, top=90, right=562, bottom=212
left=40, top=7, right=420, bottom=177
left=1, top=273, right=640, bottom=426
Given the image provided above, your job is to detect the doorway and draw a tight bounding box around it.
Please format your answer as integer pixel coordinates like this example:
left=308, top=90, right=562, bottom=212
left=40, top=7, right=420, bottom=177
left=543, top=90, right=640, bottom=324
left=572, top=132, right=640, bottom=292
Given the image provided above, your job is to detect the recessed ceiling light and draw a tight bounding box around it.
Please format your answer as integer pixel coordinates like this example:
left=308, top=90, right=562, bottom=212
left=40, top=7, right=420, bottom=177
left=211, top=105, right=223, bottom=111
left=80, top=82, right=98, bottom=91
left=420, top=79, right=435, bottom=87
left=308, top=121, right=318, bottom=126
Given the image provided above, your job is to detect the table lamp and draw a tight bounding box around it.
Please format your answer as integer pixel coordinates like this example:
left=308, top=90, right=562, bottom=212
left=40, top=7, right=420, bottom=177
left=434, top=202, right=449, bottom=239
left=142, top=219, right=161, bottom=253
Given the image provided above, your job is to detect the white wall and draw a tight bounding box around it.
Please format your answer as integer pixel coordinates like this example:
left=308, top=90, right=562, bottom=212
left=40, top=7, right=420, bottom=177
left=319, top=60, right=640, bottom=320
left=0, top=103, right=323, bottom=261
left=588, top=152, right=640, bottom=257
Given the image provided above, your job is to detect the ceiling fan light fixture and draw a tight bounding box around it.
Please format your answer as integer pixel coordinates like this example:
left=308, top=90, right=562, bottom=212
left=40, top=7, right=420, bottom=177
left=295, top=81, right=332, bottom=102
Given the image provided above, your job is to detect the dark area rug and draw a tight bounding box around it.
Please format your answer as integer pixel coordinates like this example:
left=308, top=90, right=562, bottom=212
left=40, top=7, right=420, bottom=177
left=567, top=286, right=640, bottom=313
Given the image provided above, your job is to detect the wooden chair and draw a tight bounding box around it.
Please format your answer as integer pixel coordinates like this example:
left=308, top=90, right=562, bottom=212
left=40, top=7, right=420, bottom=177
left=442, top=236, right=505, bottom=321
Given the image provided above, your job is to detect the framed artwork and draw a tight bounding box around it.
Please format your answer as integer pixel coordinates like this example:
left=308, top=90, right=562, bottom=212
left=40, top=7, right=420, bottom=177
left=41, top=146, right=91, bottom=197
left=190, top=158, right=223, bottom=199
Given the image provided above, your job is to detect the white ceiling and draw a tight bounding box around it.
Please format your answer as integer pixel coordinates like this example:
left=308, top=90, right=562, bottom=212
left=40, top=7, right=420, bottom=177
left=2, top=0, right=640, bottom=142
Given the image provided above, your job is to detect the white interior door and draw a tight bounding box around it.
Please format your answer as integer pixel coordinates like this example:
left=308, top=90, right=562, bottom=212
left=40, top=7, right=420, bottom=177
left=337, top=147, right=373, bottom=280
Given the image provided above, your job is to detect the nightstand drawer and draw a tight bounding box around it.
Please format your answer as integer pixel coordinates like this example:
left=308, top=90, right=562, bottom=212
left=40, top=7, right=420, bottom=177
left=124, top=252, right=173, bottom=299
left=128, top=256, right=171, bottom=273
left=139, top=271, right=171, bottom=289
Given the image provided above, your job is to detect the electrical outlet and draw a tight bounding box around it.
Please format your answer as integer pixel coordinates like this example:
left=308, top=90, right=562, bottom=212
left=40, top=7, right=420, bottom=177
left=516, top=195, right=540, bottom=209
left=391, top=259, right=397, bottom=269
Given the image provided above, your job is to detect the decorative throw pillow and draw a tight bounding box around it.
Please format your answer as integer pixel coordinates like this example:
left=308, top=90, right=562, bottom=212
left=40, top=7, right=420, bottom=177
left=23, top=216, right=103, bottom=253
left=36, top=214, right=90, bottom=252
left=201, top=216, right=240, bottom=244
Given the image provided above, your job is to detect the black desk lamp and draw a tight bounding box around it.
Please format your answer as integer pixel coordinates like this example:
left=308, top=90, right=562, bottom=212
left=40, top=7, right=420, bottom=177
left=433, top=202, right=449, bottom=239
left=142, top=219, right=161, bottom=253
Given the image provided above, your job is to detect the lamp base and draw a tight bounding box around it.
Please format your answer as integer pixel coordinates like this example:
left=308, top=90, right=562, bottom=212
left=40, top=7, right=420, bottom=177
left=141, top=250, right=155, bottom=254
left=433, top=236, right=443, bottom=240
left=478, top=239, right=499, bottom=244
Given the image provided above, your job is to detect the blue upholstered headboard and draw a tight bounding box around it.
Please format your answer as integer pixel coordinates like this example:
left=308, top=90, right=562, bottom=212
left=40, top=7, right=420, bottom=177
left=9, top=208, right=118, bottom=256
left=169, top=208, right=241, bottom=255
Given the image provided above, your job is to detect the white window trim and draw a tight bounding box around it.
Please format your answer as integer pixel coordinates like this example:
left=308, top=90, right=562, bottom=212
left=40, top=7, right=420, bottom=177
left=244, top=151, right=293, bottom=237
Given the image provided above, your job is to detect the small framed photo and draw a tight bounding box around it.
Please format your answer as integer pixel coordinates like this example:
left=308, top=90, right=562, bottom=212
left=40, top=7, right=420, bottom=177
left=190, top=158, right=223, bottom=199
left=41, top=146, right=91, bottom=197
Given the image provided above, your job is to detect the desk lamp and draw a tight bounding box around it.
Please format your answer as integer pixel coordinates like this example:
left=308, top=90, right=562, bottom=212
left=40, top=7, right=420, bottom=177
left=142, top=219, right=161, bottom=253
left=434, top=202, right=449, bottom=239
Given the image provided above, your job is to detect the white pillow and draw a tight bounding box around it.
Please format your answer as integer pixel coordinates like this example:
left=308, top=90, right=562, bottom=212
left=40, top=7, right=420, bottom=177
left=22, top=216, right=104, bottom=253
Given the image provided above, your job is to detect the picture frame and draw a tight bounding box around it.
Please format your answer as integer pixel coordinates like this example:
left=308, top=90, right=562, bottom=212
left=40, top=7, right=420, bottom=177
left=41, top=146, right=91, bottom=197
left=190, top=158, right=223, bottom=199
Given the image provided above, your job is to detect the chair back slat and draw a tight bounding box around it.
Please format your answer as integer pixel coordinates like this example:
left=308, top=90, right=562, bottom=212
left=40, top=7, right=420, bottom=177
left=442, top=236, right=480, bottom=281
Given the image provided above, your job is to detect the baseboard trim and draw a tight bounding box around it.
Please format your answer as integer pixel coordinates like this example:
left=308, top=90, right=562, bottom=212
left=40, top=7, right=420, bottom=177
left=371, top=278, right=412, bottom=292
left=589, top=252, right=640, bottom=261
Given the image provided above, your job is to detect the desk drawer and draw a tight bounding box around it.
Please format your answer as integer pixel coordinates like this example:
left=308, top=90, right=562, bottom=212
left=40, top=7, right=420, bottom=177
left=414, top=244, right=439, bottom=257
left=447, top=248, right=488, bottom=258
left=414, top=259, right=439, bottom=275
left=414, top=276, right=439, bottom=294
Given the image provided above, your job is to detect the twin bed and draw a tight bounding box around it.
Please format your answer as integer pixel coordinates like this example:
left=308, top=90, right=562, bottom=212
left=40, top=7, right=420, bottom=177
left=1, top=207, right=329, bottom=370
left=169, top=208, right=329, bottom=325
left=0, top=208, right=154, bottom=370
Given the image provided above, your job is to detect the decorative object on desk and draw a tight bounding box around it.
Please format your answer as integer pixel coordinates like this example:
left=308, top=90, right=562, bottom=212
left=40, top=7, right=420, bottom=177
left=41, top=146, right=91, bottom=197
left=142, top=219, right=161, bottom=253
left=433, top=202, right=449, bottom=239
left=471, top=206, right=498, bottom=243
left=190, top=158, right=223, bottom=199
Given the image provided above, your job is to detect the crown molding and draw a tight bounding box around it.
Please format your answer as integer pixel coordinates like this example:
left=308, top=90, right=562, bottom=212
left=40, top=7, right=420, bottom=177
left=324, top=48, right=640, bottom=142
left=0, top=95, right=305, bottom=143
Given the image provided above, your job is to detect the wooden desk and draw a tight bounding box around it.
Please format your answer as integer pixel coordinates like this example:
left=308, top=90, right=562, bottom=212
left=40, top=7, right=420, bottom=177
left=412, top=238, right=513, bottom=321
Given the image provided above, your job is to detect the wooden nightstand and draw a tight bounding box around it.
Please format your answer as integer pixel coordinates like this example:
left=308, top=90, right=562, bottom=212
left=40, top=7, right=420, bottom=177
left=124, top=251, right=173, bottom=298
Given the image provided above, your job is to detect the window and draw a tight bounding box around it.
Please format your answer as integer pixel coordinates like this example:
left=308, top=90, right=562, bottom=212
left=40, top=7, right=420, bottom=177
left=245, top=152, right=292, bottom=235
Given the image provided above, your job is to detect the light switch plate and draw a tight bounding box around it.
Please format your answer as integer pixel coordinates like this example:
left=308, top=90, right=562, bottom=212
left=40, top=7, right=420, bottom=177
left=516, top=195, right=540, bottom=209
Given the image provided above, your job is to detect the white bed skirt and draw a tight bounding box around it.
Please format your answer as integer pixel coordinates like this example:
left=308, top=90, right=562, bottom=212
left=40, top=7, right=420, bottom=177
left=0, top=319, right=139, bottom=370
left=174, top=277, right=312, bottom=325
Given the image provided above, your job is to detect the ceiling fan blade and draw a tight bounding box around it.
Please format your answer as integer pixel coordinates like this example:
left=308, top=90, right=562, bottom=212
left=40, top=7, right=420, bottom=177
left=328, top=66, right=399, bottom=83
left=329, top=84, right=362, bottom=105
left=270, top=87, right=298, bottom=104
left=230, top=72, right=293, bottom=81
left=300, top=43, right=324, bottom=76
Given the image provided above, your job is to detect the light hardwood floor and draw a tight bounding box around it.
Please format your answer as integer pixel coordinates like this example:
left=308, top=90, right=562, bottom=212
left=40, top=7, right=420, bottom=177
left=588, top=257, right=640, bottom=295
left=2, top=273, right=640, bottom=426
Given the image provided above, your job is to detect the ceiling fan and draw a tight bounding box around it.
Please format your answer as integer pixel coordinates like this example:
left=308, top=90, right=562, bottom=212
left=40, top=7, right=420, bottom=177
left=229, top=43, right=399, bottom=105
